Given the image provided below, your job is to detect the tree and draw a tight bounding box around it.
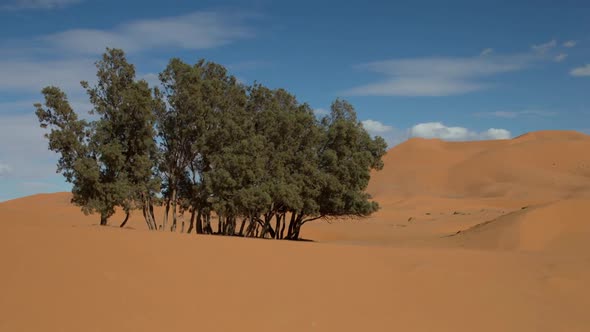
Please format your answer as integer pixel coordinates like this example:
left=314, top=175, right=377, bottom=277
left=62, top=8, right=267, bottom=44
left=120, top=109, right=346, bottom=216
left=37, top=48, right=159, bottom=228
left=157, top=58, right=248, bottom=234
left=285, top=99, right=387, bottom=240
left=241, top=84, right=321, bottom=239
left=37, top=49, right=385, bottom=237
left=156, top=58, right=202, bottom=232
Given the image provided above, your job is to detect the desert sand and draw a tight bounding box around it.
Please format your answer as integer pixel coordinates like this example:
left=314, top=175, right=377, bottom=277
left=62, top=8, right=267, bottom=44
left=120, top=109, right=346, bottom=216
left=1, top=130, right=590, bottom=331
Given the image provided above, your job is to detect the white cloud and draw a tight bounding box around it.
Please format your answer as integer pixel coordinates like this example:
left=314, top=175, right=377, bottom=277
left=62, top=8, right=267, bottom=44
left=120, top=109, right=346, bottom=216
left=359, top=120, right=511, bottom=146
left=42, top=11, right=255, bottom=55
left=361, top=119, right=393, bottom=134
left=482, top=128, right=512, bottom=140
left=563, top=40, right=577, bottom=48
left=475, top=110, right=557, bottom=118
left=554, top=53, right=568, bottom=62
left=345, top=54, right=532, bottom=97
left=409, top=122, right=511, bottom=141
left=570, top=64, right=590, bottom=77
left=1, top=0, right=81, bottom=10
left=531, top=39, right=557, bottom=54
left=360, top=120, right=408, bottom=147
left=480, top=48, right=494, bottom=56
left=347, top=78, right=483, bottom=97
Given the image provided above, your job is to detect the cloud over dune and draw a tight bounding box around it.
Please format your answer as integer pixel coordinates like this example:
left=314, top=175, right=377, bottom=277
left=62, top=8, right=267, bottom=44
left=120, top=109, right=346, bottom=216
left=410, top=122, right=511, bottom=141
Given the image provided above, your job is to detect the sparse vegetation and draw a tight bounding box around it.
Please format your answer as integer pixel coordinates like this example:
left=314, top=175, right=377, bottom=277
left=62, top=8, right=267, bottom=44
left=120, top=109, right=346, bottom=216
left=35, top=48, right=386, bottom=240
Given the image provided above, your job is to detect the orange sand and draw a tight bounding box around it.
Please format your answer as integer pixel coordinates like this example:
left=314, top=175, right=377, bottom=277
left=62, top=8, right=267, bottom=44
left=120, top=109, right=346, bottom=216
left=1, top=130, right=590, bottom=331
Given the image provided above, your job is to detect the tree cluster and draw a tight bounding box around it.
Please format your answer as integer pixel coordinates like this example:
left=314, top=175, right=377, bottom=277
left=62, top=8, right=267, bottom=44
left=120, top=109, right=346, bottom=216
left=36, top=48, right=387, bottom=240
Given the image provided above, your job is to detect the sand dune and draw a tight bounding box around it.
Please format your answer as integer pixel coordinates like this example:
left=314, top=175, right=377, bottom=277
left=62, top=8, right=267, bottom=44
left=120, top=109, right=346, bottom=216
left=1, top=130, right=590, bottom=331
left=449, top=198, right=590, bottom=254
left=369, top=130, right=590, bottom=200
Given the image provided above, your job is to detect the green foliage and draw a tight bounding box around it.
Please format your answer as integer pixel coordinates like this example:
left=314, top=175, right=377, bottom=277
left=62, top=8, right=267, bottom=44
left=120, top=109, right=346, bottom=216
left=37, top=48, right=386, bottom=238
left=317, top=99, right=387, bottom=218
left=37, top=48, right=159, bottom=226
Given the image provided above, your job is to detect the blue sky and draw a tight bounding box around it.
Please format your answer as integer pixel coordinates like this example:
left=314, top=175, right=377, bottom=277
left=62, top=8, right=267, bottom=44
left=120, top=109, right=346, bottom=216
left=0, top=0, right=589, bottom=201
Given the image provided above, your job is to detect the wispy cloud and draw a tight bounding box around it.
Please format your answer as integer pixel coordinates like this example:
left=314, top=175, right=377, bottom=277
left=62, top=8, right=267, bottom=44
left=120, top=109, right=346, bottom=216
left=475, top=110, right=557, bottom=119
left=480, top=48, right=494, bottom=56
left=42, top=11, right=256, bottom=55
left=570, top=64, right=590, bottom=77
left=554, top=53, right=568, bottom=62
left=226, top=60, right=272, bottom=72
left=361, top=119, right=393, bottom=134
left=410, top=122, right=511, bottom=141
left=1, top=0, right=82, bottom=10
left=563, top=40, right=577, bottom=48
left=345, top=54, right=532, bottom=97
left=531, top=39, right=557, bottom=54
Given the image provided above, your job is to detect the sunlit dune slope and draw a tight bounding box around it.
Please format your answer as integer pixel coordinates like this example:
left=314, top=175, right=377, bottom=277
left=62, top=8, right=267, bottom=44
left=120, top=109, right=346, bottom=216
left=368, top=130, right=590, bottom=200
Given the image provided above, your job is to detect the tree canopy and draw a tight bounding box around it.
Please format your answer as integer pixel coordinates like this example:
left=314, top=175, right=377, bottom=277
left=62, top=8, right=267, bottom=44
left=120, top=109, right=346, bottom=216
left=36, top=48, right=386, bottom=240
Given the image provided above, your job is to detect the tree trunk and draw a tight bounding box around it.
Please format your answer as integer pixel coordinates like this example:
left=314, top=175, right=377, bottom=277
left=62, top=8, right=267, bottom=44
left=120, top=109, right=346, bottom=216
left=217, top=213, right=223, bottom=234
left=204, top=212, right=213, bottom=234
left=142, top=198, right=156, bottom=230
left=280, top=213, right=288, bottom=239
left=100, top=212, right=108, bottom=226
left=274, top=213, right=282, bottom=239
left=291, top=214, right=304, bottom=240
left=141, top=203, right=149, bottom=230
left=225, top=215, right=231, bottom=235
left=149, top=201, right=157, bottom=230
left=196, top=210, right=203, bottom=234
left=187, top=209, right=196, bottom=234
left=230, top=216, right=236, bottom=235
left=245, top=215, right=256, bottom=237
left=119, top=211, right=130, bottom=228
left=223, top=216, right=229, bottom=235
left=238, top=217, right=247, bottom=236
left=286, top=212, right=296, bottom=239
left=259, top=213, right=273, bottom=238
left=163, top=199, right=170, bottom=232
left=170, top=189, right=177, bottom=232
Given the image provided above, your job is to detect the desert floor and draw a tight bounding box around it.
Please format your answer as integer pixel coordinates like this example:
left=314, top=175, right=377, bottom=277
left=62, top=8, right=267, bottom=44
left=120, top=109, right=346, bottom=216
left=1, top=130, right=590, bottom=331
